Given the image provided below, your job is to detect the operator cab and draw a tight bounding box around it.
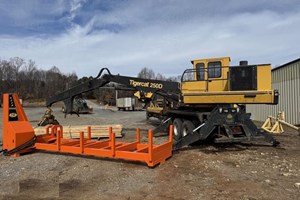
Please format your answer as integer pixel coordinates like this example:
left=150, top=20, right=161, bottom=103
left=181, top=57, right=230, bottom=93
left=181, top=57, right=277, bottom=105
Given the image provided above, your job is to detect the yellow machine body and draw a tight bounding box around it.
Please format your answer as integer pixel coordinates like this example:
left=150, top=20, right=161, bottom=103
left=181, top=57, right=277, bottom=105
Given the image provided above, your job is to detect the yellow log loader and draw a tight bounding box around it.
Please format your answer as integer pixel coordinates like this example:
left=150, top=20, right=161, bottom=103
left=45, top=57, right=279, bottom=149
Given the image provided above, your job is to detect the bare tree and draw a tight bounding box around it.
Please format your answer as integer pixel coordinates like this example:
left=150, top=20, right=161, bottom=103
left=137, top=67, right=155, bottom=79
left=155, top=73, right=166, bottom=80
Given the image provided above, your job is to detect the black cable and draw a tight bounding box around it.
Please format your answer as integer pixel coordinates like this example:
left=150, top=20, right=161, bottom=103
left=2, top=136, right=36, bottom=156
left=0, top=142, right=3, bottom=155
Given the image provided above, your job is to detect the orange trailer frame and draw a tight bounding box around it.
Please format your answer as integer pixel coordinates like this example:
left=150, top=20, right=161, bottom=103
left=2, top=93, right=173, bottom=167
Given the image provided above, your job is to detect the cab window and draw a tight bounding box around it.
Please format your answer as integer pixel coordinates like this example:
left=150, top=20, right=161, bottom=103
left=196, top=63, right=205, bottom=80
left=208, top=61, right=221, bottom=78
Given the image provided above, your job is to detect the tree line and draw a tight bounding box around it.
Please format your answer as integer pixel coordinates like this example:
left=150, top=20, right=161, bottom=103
left=0, top=57, right=78, bottom=100
left=137, top=67, right=181, bottom=82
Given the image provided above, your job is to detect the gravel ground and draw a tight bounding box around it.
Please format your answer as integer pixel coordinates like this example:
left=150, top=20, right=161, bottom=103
left=0, top=101, right=300, bottom=200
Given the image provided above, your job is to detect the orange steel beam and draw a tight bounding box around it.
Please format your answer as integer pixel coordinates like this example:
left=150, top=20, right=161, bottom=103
left=34, top=124, right=173, bottom=167
left=2, top=93, right=173, bottom=167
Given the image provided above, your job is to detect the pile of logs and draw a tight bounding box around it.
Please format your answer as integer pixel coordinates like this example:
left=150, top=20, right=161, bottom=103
left=34, top=124, right=123, bottom=138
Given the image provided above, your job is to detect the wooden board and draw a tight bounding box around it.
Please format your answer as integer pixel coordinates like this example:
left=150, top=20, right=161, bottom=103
left=34, top=124, right=123, bottom=138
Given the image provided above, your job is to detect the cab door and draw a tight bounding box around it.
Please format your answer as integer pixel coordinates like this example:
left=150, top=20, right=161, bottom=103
left=195, top=62, right=207, bottom=91
left=206, top=59, right=229, bottom=92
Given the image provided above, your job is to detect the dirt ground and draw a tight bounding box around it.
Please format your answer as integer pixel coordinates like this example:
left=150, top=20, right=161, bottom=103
left=0, top=101, right=299, bottom=200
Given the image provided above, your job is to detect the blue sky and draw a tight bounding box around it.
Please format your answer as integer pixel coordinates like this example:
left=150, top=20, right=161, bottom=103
left=0, top=0, right=300, bottom=77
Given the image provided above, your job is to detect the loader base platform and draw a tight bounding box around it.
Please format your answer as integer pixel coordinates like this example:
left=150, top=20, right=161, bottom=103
left=34, top=125, right=173, bottom=167
left=2, top=93, right=173, bottom=167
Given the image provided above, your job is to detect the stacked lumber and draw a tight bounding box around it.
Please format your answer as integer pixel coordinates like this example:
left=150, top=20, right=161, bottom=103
left=34, top=124, right=123, bottom=138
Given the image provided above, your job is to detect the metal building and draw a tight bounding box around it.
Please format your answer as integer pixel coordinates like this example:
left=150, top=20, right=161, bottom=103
left=247, top=58, right=300, bottom=125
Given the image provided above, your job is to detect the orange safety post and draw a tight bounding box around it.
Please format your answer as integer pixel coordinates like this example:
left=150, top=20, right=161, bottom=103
left=57, top=129, right=61, bottom=151
left=148, top=130, right=153, bottom=163
left=169, top=125, right=174, bottom=143
left=48, top=125, right=55, bottom=137
left=109, top=127, right=113, bottom=138
left=110, top=129, right=116, bottom=157
left=51, top=125, right=63, bottom=138
left=80, top=131, right=84, bottom=154
left=87, top=126, right=91, bottom=140
left=136, top=128, right=140, bottom=143
left=60, top=126, right=63, bottom=138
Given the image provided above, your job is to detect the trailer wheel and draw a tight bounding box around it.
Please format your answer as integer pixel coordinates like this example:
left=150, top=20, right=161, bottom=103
left=173, top=118, right=183, bottom=141
left=182, top=120, right=195, bottom=137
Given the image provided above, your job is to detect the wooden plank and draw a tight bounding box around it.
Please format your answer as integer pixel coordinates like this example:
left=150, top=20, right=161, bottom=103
left=34, top=124, right=123, bottom=138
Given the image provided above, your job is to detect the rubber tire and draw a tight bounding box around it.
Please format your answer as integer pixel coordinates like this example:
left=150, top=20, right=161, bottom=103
left=173, top=118, right=183, bottom=141
left=182, top=120, right=195, bottom=137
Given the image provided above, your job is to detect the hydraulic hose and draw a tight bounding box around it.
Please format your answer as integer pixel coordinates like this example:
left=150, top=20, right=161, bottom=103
left=0, top=142, right=3, bottom=155
left=1, top=136, right=36, bottom=156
